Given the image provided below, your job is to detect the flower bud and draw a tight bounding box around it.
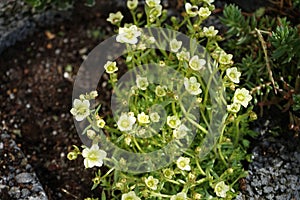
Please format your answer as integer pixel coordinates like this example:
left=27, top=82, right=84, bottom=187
left=249, top=111, right=257, bottom=121
left=67, top=152, right=78, bottom=160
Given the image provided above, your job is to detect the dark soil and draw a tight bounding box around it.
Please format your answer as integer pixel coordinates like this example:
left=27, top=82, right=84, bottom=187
left=0, top=1, right=116, bottom=199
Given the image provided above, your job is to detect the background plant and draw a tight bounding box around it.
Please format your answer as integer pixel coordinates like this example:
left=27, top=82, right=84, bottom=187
left=220, top=3, right=300, bottom=133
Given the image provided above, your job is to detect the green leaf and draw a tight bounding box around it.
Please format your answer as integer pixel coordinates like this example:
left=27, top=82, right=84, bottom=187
left=85, top=0, right=95, bottom=7
left=24, top=0, right=42, bottom=7
left=101, top=191, right=106, bottom=200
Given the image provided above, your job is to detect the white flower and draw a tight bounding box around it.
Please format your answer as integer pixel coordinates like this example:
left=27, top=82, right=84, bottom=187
left=203, top=0, right=214, bottom=4
left=149, top=5, right=162, bottom=22
left=203, top=26, right=218, bottom=37
left=89, top=90, right=98, bottom=99
left=176, top=157, right=191, bottom=171
left=167, top=115, right=181, bottom=129
left=145, top=176, right=159, bottom=190
left=227, top=103, right=241, bottom=113
left=189, top=55, right=206, bottom=71
left=155, top=85, right=166, bottom=97
left=176, top=51, right=190, bottom=61
left=147, top=36, right=156, bottom=44
left=233, top=88, right=252, bottom=108
left=163, top=168, right=174, bottom=179
left=117, top=112, right=136, bottom=131
left=96, top=118, right=106, bottom=128
left=184, top=76, right=202, bottom=95
left=226, top=67, right=241, bottom=83
left=70, top=99, right=90, bottom=121
left=214, top=181, right=230, bottom=198
left=136, top=75, right=149, bottom=90
left=169, top=38, right=182, bottom=53
left=116, top=25, right=142, bottom=45
left=146, top=0, right=160, bottom=7
left=185, top=3, right=198, bottom=17
left=87, top=129, right=96, bottom=140
left=107, top=11, right=124, bottom=25
left=127, top=0, right=138, bottom=10
left=198, top=7, right=211, bottom=18
left=137, top=112, right=150, bottom=124
left=173, top=124, right=189, bottom=139
left=170, top=192, right=188, bottom=200
left=150, top=112, right=160, bottom=122
left=219, top=52, right=233, bottom=65
left=125, top=136, right=132, bottom=145
left=122, top=191, right=141, bottom=200
left=82, top=144, right=107, bottom=168
left=104, top=61, right=118, bottom=74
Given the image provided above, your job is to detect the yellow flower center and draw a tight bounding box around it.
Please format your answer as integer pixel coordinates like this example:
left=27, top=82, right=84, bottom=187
left=121, top=120, right=130, bottom=128
left=179, top=160, right=186, bottom=167
left=125, top=197, right=134, bottom=200
left=229, top=72, right=236, bottom=78
left=236, top=94, right=245, bottom=101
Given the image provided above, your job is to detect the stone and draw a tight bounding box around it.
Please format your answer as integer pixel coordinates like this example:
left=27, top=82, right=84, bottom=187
left=21, top=188, right=31, bottom=198
left=8, top=186, right=21, bottom=199
left=15, top=172, right=34, bottom=184
left=263, top=186, right=273, bottom=194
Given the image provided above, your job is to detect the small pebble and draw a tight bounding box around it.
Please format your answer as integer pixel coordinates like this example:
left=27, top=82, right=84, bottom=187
left=15, top=172, right=34, bottom=184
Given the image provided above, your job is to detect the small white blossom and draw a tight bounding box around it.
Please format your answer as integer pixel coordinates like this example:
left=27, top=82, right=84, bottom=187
left=146, top=0, right=160, bottom=7
left=145, top=176, right=159, bottom=190
left=124, top=136, right=131, bottom=145
left=96, top=118, right=106, bottom=128
left=116, top=25, right=141, bottom=45
left=203, top=26, right=218, bottom=37
left=184, top=76, right=202, bottom=95
left=150, top=112, right=160, bottom=122
left=163, top=168, right=174, bottom=179
left=82, top=144, right=107, bottom=168
left=170, top=192, right=188, bottom=200
left=169, top=38, right=182, bottom=53
left=173, top=124, right=189, bottom=139
left=167, top=115, right=181, bottom=129
left=226, top=67, right=241, bottom=83
left=214, top=181, right=230, bottom=198
left=107, top=11, right=124, bottom=25
left=203, top=0, right=214, bottom=4
left=70, top=99, right=90, bottom=121
left=117, top=112, right=136, bottom=131
left=159, top=60, right=165, bottom=67
left=136, top=75, right=149, bottom=90
left=89, top=90, right=98, bottom=99
left=127, top=0, right=138, bottom=10
left=137, top=43, right=147, bottom=50
left=219, top=52, right=233, bottom=65
left=176, top=50, right=190, bottom=61
left=233, top=88, right=252, bottom=108
left=147, top=36, right=156, bottom=44
left=104, top=61, right=118, bottom=74
left=155, top=85, right=166, bottom=97
left=87, top=129, right=96, bottom=140
left=227, top=103, right=241, bottom=113
left=198, top=7, right=211, bottom=18
left=122, top=191, right=141, bottom=200
left=189, top=55, right=206, bottom=71
left=149, top=5, right=162, bottom=22
left=137, top=112, right=150, bottom=124
left=176, top=157, right=191, bottom=171
left=185, top=3, right=198, bottom=17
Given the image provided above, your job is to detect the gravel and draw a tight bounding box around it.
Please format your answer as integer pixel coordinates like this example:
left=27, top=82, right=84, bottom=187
left=0, top=130, right=48, bottom=200
left=237, top=134, right=300, bottom=200
left=0, top=0, right=71, bottom=54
